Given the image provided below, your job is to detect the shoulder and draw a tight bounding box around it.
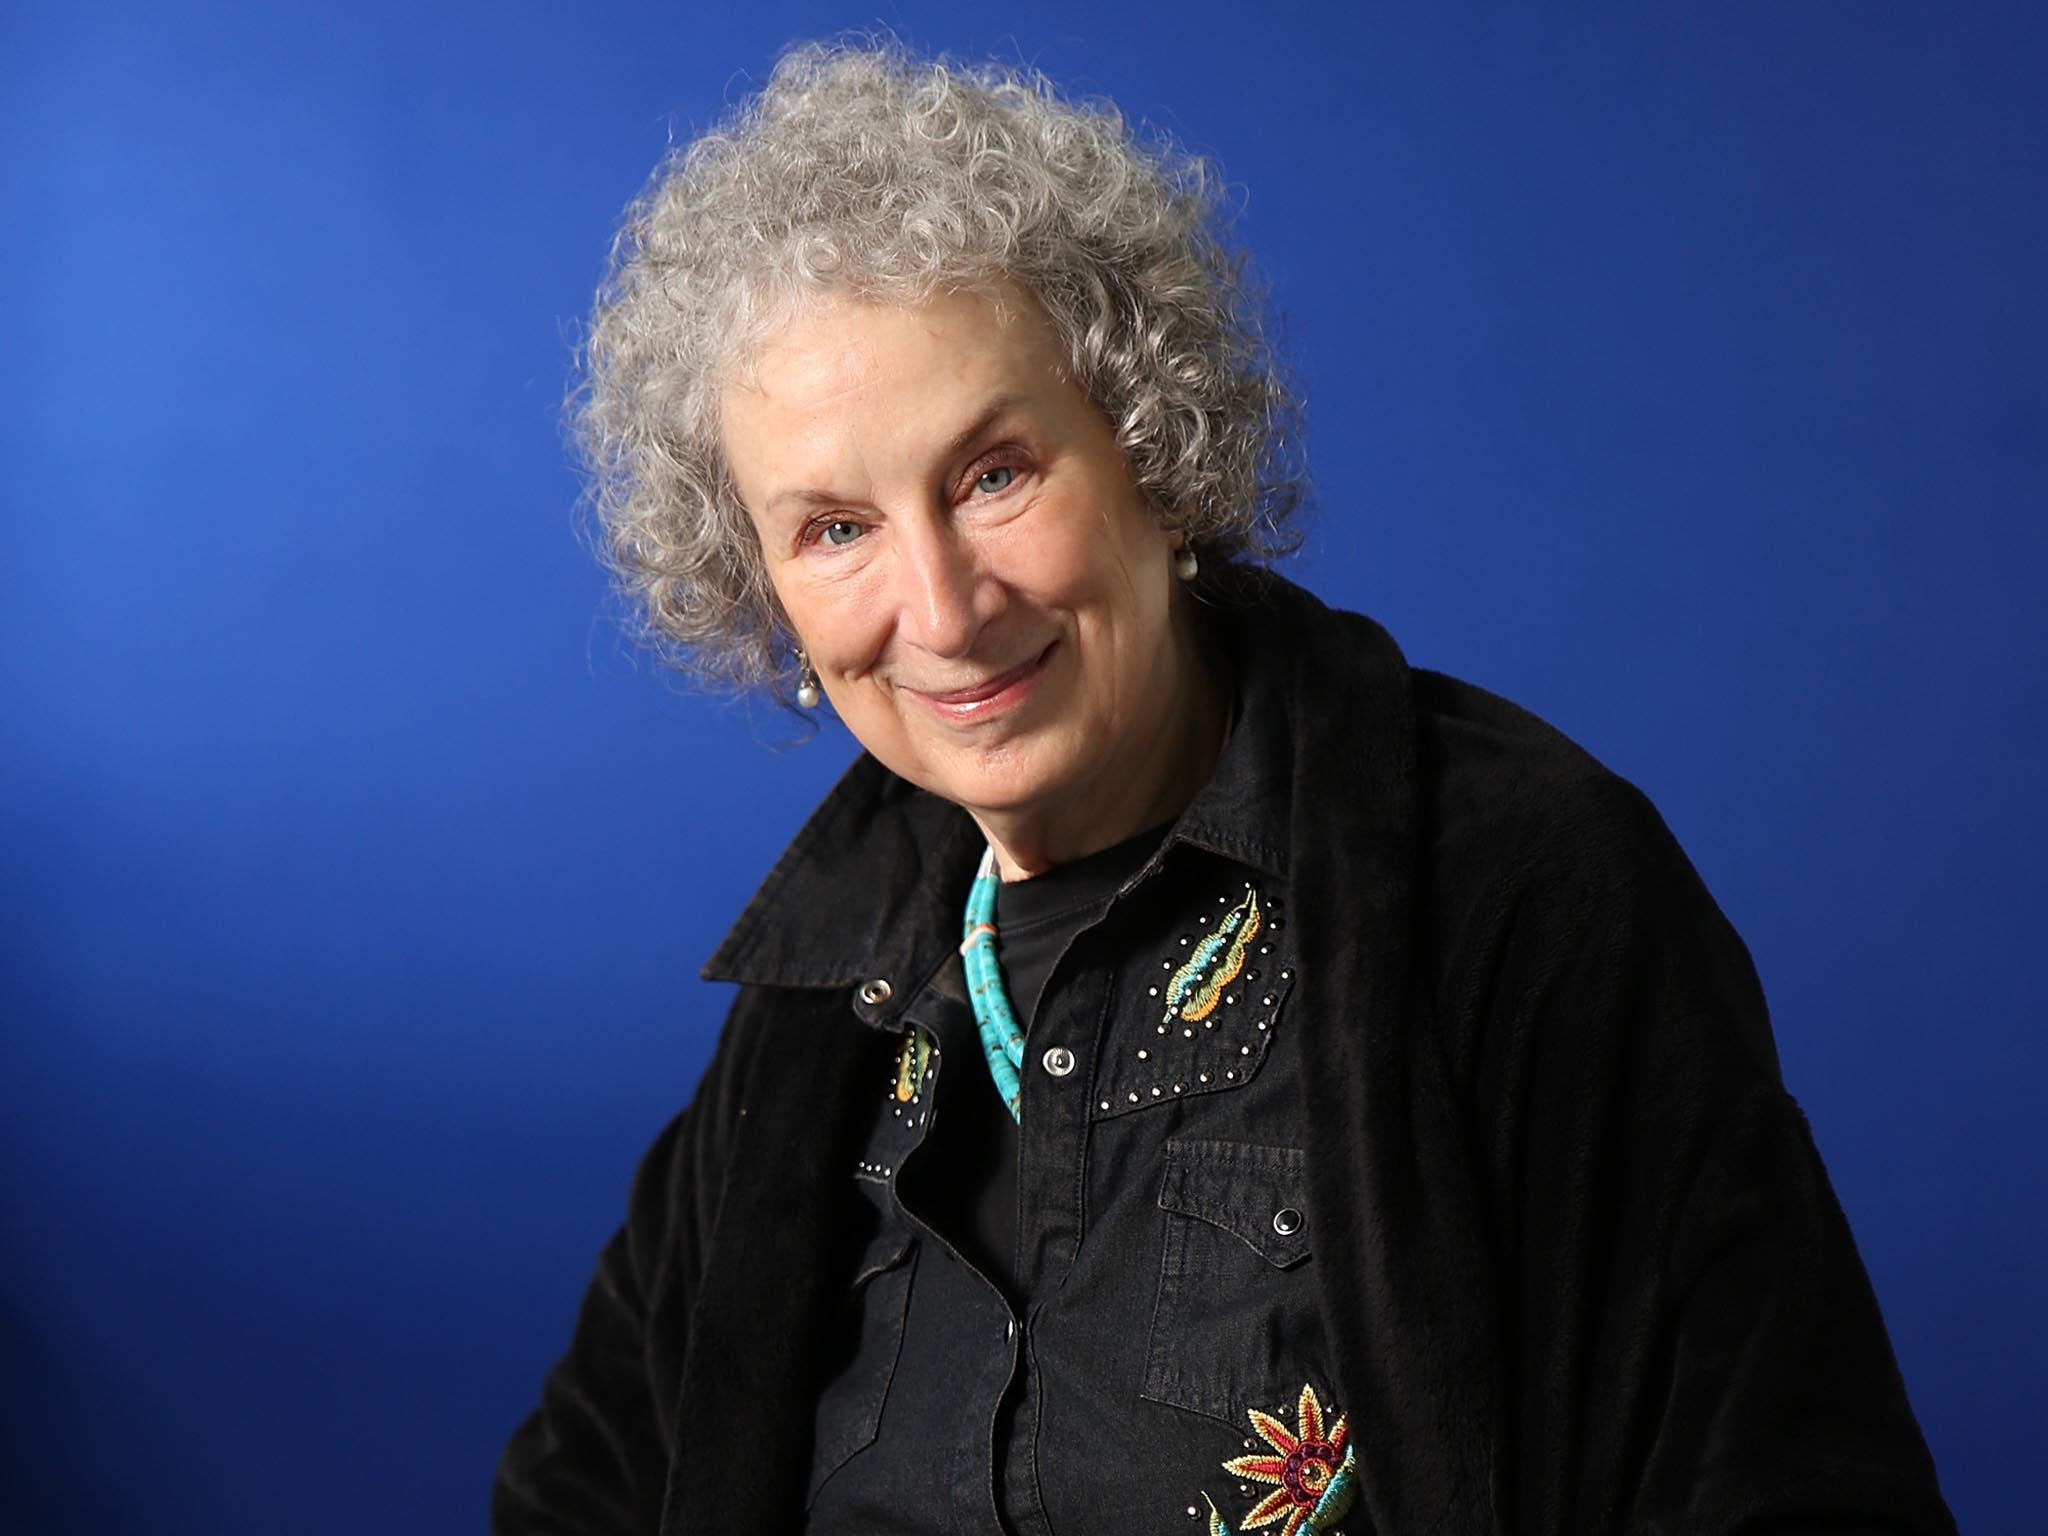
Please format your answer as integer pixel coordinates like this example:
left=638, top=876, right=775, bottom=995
left=1409, top=665, right=1680, bottom=897
left=1245, top=578, right=1768, bottom=1066
left=1402, top=666, right=1778, bottom=1097
left=1243, top=574, right=1686, bottom=903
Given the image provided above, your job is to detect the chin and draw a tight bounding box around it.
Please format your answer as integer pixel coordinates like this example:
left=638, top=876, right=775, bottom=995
left=935, top=768, right=1061, bottom=820
left=914, top=736, right=1082, bottom=818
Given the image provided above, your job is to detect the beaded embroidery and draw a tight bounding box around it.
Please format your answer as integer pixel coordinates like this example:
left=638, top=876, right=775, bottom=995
left=1195, top=1384, right=1356, bottom=1535
left=893, top=1027, right=932, bottom=1103
left=1162, top=887, right=1263, bottom=1024
left=1101, top=882, right=1292, bottom=1118
left=857, top=1026, right=928, bottom=1182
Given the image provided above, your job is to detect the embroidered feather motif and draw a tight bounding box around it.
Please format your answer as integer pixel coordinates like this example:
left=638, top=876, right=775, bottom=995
left=1162, top=888, right=1263, bottom=1024
left=893, top=1028, right=930, bottom=1103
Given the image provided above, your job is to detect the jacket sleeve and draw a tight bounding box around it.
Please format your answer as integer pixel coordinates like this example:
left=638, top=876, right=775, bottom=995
left=490, top=1002, right=756, bottom=1536
left=1463, top=776, right=1954, bottom=1535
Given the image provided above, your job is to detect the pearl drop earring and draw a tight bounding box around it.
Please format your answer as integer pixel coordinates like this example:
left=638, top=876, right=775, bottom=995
left=795, top=650, right=821, bottom=709
left=1174, top=544, right=1200, bottom=582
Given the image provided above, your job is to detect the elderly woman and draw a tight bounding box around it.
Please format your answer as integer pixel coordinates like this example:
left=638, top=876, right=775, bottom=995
left=496, top=42, right=1952, bottom=1536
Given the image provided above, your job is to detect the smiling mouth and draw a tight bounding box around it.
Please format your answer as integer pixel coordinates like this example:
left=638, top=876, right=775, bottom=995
left=906, top=642, right=1057, bottom=716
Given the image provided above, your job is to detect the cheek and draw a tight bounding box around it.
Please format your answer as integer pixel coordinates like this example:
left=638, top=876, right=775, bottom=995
left=776, top=568, right=890, bottom=673
left=1007, top=500, right=1151, bottom=605
left=1074, top=512, right=1172, bottom=621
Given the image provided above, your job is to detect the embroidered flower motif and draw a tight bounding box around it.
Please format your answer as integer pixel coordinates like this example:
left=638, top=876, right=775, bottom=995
left=1162, top=888, right=1263, bottom=1024
left=1202, top=1383, right=1356, bottom=1536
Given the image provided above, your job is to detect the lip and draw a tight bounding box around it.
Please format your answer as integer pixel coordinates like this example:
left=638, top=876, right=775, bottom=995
left=905, top=642, right=1057, bottom=720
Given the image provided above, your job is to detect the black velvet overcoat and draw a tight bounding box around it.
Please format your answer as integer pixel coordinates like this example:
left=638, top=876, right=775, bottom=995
left=495, top=576, right=1953, bottom=1535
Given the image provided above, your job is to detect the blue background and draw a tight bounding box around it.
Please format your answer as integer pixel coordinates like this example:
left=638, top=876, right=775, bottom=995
left=4, top=3, right=2042, bottom=1531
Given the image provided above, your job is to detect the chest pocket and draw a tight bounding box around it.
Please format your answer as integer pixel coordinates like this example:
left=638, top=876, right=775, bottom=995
left=1141, top=1138, right=1321, bottom=1427
left=805, top=1226, right=917, bottom=1507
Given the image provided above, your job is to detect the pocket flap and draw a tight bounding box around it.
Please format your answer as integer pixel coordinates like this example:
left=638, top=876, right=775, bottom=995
left=1157, top=1138, right=1311, bottom=1268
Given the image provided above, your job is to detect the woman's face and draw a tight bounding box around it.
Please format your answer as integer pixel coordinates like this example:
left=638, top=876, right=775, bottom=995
left=721, top=286, right=1204, bottom=857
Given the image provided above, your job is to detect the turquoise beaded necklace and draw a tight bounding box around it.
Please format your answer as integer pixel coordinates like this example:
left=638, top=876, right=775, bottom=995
left=960, top=845, right=1026, bottom=1122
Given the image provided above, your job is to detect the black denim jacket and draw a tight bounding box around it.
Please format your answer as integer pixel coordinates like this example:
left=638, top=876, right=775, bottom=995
left=495, top=574, right=1954, bottom=1536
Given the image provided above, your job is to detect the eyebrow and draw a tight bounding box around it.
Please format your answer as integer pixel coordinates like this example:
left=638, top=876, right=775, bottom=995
left=762, top=392, right=1028, bottom=520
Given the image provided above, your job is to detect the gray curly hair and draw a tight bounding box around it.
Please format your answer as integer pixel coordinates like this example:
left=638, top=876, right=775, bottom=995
left=575, top=39, right=1305, bottom=697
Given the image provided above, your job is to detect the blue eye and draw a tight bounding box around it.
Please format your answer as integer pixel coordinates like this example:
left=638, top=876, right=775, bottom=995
left=974, top=466, right=1015, bottom=495
left=821, top=519, right=864, bottom=546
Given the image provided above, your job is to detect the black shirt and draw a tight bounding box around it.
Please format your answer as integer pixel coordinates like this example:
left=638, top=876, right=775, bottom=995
left=905, top=824, right=1168, bottom=1296
left=806, top=764, right=1334, bottom=1533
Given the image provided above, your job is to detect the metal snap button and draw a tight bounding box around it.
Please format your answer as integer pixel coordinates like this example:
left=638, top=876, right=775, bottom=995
left=857, top=978, right=892, bottom=1005
left=1041, top=1044, right=1076, bottom=1077
left=1272, top=1207, right=1304, bottom=1237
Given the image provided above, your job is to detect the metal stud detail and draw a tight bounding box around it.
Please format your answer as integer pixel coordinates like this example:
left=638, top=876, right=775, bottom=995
left=858, top=977, right=892, bottom=1005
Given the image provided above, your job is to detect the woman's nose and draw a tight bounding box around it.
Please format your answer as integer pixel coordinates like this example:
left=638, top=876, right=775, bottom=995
left=897, top=518, right=996, bottom=658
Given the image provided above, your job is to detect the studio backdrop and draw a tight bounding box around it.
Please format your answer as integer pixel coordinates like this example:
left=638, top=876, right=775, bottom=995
left=3, top=3, right=2042, bottom=1532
